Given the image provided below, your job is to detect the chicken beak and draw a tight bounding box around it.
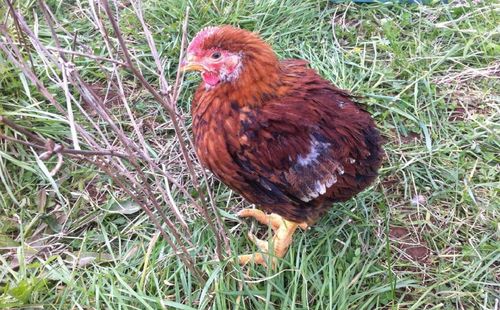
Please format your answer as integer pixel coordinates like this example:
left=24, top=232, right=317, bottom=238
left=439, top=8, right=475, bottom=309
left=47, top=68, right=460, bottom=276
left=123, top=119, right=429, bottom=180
left=180, top=54, right=205, bottom=72
left=181, top=62, right=205, bottom=72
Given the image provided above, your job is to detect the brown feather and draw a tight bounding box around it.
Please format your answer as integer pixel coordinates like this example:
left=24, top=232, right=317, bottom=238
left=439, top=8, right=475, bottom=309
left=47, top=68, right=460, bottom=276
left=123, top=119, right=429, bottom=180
left=190, top=27, right=383, bottom=224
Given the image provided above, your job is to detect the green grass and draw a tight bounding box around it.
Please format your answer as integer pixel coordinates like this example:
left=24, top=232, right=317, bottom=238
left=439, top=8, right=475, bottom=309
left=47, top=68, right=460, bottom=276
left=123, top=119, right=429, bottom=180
left=1, top=0, right=499, bottom=309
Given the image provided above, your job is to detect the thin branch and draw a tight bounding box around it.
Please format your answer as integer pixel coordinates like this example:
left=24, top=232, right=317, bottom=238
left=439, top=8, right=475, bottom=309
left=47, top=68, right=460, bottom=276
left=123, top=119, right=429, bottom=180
left=1, top=0, right=231, bottom=282
left=126, top=1, right=230, bottom=257
left=172, top=7, right=190, bottom=104
left=0, top=115, right=47, bottom=144
left=131, top=0, right=172, bottom=98
left=46, top=47, right=127, bottom=66
left=90, top=158, right=206, bottom=282
left=101, top=0, right=200, bottom=187
left=0, top=134, right=130, bottom=161
left=4, top=0, right=35, bottom=69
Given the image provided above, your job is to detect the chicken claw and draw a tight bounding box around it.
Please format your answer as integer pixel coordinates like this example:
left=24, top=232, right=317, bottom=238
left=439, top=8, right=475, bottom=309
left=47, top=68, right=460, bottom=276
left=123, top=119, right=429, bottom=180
left=237, top=209, right=308, bottom=267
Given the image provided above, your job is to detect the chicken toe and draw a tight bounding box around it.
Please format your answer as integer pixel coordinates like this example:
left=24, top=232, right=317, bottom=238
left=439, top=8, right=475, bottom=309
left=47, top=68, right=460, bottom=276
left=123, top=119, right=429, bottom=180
left=237, top=210, right=307, bottom=267
left=237, top=209, right=283, bottom=231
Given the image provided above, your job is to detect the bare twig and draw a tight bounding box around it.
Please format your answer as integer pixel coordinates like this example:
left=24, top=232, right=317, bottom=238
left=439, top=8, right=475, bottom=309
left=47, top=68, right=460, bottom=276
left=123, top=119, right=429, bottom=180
left=101, top=0, right=230, bottom=258
left=4, top=0, right=35, bottom=69
left=46, top=47, right=126, bottom=65
left=0, top=116, right=132, bottom=160
left=0, top=134, right=129, bottom=160
left=0, top=115, right=47, bottom=144
left=0, top=0, right=233, bottom=283
left=49, top=153, right=64, bottom=176
left=128, top=0, right=230, bottom=257
left=101, top=0, right=199, bottom=185
left=172, top=7, right=190, bottom=104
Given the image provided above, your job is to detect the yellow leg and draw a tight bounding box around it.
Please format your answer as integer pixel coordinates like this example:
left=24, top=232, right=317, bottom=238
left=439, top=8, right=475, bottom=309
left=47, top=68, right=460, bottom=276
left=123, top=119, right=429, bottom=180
left=237, top=209, right=308, bottom=267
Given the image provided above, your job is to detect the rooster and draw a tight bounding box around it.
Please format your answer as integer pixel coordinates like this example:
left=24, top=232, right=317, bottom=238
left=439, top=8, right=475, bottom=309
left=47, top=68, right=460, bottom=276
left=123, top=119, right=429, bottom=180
left=181, top=26, right=383, bottom=267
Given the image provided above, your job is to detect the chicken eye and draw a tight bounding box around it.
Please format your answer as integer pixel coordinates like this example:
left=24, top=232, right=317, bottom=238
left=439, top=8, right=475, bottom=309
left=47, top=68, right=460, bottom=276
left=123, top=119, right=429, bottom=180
left=211, top=51, right=221, bottom=60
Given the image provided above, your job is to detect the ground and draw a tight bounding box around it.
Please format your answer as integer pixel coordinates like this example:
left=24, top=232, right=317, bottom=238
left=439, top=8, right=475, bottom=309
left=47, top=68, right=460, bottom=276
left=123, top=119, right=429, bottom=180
left=0, top=0, right=498, bottom=309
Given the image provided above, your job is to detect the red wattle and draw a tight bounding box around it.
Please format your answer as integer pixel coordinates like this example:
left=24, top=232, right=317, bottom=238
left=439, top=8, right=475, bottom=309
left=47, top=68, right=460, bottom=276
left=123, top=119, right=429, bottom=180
left=202, top=71, right=220, bottom=86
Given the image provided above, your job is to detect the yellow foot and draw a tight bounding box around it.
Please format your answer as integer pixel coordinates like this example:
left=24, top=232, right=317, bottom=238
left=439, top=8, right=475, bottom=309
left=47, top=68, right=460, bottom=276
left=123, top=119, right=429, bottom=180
left=236, top=209, right=308, bottom=267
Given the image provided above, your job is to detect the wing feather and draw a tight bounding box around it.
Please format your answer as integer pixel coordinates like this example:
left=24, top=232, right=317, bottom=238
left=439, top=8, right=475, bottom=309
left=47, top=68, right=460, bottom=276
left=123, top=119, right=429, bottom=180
left=192, top=59, right=382, bottom=223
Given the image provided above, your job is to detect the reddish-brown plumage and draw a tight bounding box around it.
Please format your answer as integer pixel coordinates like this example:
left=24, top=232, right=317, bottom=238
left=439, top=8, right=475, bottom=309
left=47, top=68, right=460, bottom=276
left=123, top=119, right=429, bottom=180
left=187, top=26, right=383, bottom=224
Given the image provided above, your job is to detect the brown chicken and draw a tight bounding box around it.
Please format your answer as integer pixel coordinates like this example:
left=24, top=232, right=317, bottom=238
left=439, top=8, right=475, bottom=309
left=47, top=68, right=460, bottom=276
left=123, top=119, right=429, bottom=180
left=182, top=26, right=383, bottom=267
